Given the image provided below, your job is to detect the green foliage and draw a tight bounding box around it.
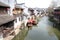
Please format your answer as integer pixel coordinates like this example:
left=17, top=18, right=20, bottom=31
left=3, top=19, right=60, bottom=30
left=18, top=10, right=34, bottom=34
left=53, top=28, right=60, bottom=40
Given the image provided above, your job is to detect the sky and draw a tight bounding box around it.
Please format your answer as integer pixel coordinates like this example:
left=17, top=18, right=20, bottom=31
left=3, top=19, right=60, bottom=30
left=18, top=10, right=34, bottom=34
left=17, top=0, right=52, bottom=8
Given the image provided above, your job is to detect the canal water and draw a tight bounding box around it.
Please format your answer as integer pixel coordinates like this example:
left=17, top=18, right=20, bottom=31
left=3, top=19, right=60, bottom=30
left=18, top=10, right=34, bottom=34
left=12, top=16, right=59, bottom=40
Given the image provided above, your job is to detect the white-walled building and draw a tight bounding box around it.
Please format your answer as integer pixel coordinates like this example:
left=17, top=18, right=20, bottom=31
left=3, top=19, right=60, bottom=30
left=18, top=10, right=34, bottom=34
left=13, top=3, right=28, bottom=29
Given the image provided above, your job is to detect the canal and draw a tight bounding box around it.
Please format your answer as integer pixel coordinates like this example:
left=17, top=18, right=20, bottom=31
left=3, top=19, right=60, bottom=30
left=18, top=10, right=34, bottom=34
left=12, top=16, right=60, bottom=40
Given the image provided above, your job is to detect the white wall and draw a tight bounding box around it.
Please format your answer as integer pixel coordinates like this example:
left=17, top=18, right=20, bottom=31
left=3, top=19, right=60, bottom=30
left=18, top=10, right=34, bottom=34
left=24, top=8, right=29, bottom=15
left=14, top=17, right=23, bottom=29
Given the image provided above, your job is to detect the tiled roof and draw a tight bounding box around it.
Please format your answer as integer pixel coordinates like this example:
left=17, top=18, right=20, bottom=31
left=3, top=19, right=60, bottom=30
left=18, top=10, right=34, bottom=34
left=0, top=14, right=15, bottom=25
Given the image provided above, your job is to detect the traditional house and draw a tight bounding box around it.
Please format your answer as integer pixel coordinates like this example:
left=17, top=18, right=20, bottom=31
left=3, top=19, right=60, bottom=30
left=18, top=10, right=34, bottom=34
left=13, top=4, right=27, bottom=30
left=53, top=7, right=60, bottom=24
left=0, top=0, right=16, bottom=38
left=13, top=4, right=24, bottom=30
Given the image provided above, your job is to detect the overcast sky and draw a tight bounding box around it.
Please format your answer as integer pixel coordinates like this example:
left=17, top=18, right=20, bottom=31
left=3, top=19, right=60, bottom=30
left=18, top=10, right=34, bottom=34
left=17, top=0, right=52, bottom=8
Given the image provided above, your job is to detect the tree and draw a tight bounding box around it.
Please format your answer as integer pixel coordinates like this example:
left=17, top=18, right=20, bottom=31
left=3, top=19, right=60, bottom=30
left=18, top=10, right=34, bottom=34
left=47, top=0, right=57, bottom=14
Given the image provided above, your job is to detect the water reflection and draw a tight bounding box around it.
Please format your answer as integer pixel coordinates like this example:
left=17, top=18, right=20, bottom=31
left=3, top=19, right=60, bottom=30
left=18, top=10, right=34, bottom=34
left=28, top=27, right=32, bottom=30
left=24, top=16, right=58, bottom=40
left=53, top=23, right=60, bottom=30
left=12, top=16, right=59, bottom=40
